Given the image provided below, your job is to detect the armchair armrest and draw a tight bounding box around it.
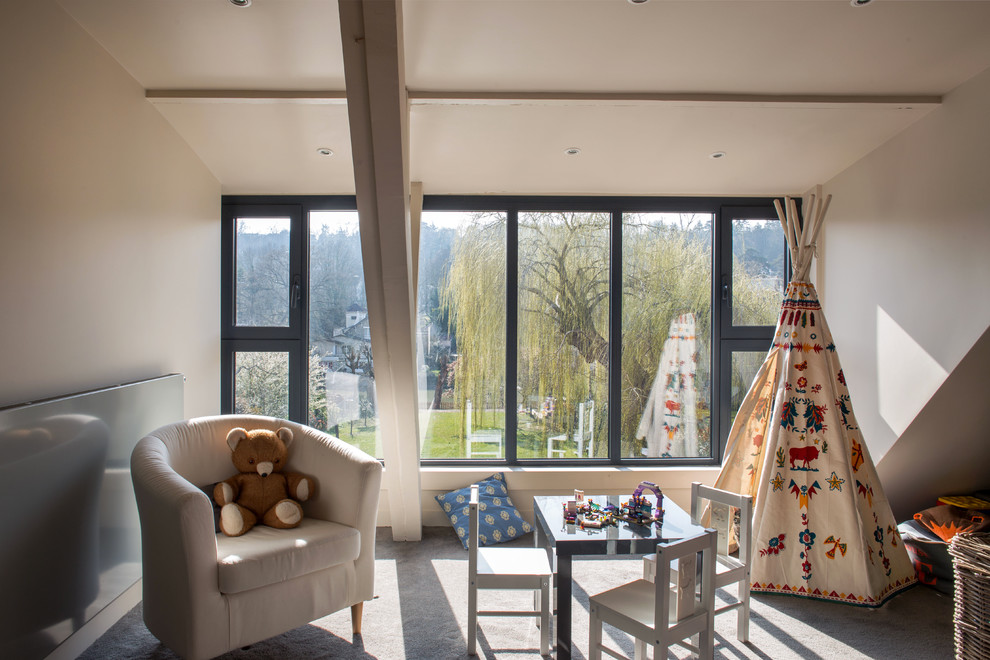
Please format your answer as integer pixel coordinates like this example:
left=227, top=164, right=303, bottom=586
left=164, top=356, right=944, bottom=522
left=287, top=424, right=383, bottom=603
left=131, top=436, right=227, bottom=650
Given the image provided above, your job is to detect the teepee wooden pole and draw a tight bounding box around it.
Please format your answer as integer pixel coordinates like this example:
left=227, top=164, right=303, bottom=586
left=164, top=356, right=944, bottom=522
left=773, top=199, right=789, bottom=252
left=800, top=193, right=817, bottom=248
left=808, top=194, right=831, bottom=250
left=787, top=197, right=802, bottom=253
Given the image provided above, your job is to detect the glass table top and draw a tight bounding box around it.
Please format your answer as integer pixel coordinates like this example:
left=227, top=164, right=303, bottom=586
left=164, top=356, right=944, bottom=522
left=532, top=494, right=708, bottom=557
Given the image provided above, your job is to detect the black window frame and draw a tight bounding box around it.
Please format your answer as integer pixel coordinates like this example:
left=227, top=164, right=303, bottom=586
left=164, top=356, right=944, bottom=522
left=221, top=194, right=788, bottom=467
left=221, top=197, right=356, bottom=424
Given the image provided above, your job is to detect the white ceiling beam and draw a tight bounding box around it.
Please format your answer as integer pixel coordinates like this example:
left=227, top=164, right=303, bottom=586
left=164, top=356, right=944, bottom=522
left=409, top=91, right=942, bottom=108
left=338, top=0, right=422, bottom=541
left=146, top=88, right=941, bottom=109
left=145, top=90, right=347, bottom=104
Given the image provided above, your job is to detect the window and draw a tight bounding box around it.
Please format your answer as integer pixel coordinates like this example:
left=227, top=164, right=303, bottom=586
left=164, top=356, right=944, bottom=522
left=223, top=196, right=787, bottom=466
left=716, top=207, right=790, bottom=443
left=622, top=213, right=713, bottom=460
left=418, top=211, right=506, bottom=459
left=221, top=199, right=381, bottom=458
left=308, top=211, right=381, bottom=459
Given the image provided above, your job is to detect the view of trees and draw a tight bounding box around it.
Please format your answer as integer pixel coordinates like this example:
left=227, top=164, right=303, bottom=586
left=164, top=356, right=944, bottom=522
left=234, top=218, right=290, bottom=327
left=231, top=208, right=784, bottom=462
left=423, top=211, right=783, bottom=459
left=232, top=214, right=380, bottom=457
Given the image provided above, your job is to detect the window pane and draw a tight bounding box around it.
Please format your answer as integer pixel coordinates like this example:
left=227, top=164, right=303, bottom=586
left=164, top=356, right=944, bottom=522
left=731, top=350, right=767, bottom=424
left=622, top=213, right=713, bottom=459
left=731, top=218, right=786, bottom=326
left=308, top=211, right=381, bottom=459
left=518, top=212, right=608, bottom=459
left=234, top=351, right=289, bottom=418
left=235, top=217, right=291, bottom=326
left=418, top=211, right=506, bottom=459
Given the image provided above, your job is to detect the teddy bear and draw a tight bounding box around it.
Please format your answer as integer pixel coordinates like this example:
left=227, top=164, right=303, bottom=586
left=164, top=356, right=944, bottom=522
left=213, top=426, right=314, bottom=537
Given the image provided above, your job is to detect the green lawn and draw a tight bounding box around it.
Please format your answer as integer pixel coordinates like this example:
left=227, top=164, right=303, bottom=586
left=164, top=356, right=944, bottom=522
left=327, top=408, right=594, bottom=459
left=328, top=420, right=381, bottom=458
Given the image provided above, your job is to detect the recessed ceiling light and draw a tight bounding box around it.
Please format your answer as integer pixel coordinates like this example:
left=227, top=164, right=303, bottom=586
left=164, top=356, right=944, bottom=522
left=850, top=0, right=873, bottom=6
left=229, top=0, right=251, bottom=7
left=316, top=147, right=334, bottom=157
left=709, top=151, right=726, bottom=160
left=628, top=0, right=650, bottom=4
left=564, top=147, right=582, bottom=156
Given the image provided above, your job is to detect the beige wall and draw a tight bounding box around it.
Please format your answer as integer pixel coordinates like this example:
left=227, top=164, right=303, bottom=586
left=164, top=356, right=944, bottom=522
left=822, top=65, right=990, bottom=516
left=0, top=1, right=221, bottom=417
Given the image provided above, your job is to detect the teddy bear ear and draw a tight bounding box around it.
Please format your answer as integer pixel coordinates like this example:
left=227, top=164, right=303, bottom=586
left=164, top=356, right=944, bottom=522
left=226, top=427, right=248, bottom=452
left=277, top=427, right=294, bottom=448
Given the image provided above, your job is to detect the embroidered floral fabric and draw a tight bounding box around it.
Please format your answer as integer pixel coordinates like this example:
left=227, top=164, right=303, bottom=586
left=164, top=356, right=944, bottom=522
left=714, top=281, right=917, bottom=606
left=435, top=472, right=533, bottom=549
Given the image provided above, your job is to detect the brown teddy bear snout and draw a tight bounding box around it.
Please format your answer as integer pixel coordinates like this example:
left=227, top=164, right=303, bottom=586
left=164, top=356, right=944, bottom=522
left=257, top=461, right=273, bottom=477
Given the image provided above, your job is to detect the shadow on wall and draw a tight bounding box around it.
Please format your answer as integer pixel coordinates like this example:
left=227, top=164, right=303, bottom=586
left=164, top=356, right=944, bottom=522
left=878, top=324, right=990, bottom=521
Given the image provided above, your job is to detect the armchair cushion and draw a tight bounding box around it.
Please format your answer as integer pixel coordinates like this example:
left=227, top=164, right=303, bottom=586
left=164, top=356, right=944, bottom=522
left=217, top=518, right=360, bottom=594
left=435, top=472, right=532, bottom=550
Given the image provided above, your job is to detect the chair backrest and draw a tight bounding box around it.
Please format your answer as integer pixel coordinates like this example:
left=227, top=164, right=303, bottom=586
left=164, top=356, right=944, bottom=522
left=691, top=482, right=753, bottom=565
left=468, top=484, right=481, bottom=574
left=577, top=400, right=593, bottom=440
left=653, top=528, right=717, bottom=639
left=576, top=400, right=594, bottom=456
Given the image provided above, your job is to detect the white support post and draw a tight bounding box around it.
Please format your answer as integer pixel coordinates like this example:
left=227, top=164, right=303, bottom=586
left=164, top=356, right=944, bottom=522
left=338, top=0, right=422, bottom=541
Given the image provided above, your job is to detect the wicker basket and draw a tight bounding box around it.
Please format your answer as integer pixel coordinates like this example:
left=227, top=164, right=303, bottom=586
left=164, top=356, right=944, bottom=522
left=949, top=532, right=990, bottom=659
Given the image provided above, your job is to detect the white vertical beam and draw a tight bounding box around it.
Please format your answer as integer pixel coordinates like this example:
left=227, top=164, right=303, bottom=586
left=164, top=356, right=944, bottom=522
left=410, top=181, right=423, bottom=292
left=338, top=0, right=422, bottom=541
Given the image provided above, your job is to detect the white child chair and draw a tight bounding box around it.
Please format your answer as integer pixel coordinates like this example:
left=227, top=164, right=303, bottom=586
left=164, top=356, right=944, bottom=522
left=467, top=484, right=553, bottom=656
left=589, top=528, right=717, bottom=660
left=547, top=399, right=594, bottom=458
left=643, top=482, right=754, bottom=643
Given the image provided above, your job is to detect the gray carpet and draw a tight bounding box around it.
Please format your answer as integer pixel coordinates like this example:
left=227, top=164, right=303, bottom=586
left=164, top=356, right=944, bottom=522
left=79, top=527, right=954, bottom=659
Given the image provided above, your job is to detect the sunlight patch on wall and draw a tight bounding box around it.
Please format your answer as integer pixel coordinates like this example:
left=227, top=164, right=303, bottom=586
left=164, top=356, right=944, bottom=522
left=877, top=306, right=947, bottom=438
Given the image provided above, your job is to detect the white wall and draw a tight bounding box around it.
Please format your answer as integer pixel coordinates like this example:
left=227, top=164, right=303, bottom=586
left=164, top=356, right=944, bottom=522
left=822, top=65, right=990, bottom=515
left=0, top=1, right=221, bottom=417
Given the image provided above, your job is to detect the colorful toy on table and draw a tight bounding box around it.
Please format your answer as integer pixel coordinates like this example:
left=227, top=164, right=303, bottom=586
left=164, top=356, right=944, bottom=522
left=619, top=481, right=664, bottom=526
left=562, top=481, right=665, bottom=530
left=563, top=499, right=579, bottom=524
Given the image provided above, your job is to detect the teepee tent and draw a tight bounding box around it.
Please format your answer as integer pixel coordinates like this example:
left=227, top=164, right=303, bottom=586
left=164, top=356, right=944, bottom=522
left=636, top=313, right=699, bottom=458
left=714, top=189, right=916, bottom=606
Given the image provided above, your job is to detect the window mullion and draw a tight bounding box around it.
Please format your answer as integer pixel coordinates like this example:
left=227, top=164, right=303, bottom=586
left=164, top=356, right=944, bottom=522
left=505, top=209, right=519, bottom=464
left=608, top=209, right=622, bottom=464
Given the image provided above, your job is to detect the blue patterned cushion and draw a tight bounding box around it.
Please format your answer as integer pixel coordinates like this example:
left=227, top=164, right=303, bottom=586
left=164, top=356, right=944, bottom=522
left=434, top=472, right=533, bottom=549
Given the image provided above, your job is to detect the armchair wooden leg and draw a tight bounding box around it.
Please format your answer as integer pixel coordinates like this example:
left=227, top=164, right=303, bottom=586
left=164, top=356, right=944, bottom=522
left=351, top=602, right=364, bottom=634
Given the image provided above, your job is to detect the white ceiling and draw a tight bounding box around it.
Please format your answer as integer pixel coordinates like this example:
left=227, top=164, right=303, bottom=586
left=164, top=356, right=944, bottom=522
left=60, top=0, right=990, bottom=196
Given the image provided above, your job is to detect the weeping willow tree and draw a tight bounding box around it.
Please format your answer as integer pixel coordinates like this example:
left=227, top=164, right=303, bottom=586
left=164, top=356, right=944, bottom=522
left=439, top=211, right=781, bottom=458
left=440, top=214, right=506, bottom=435
left=516, top=212, right=610, bottom=456
left=621, top=214, right=713, bottom=457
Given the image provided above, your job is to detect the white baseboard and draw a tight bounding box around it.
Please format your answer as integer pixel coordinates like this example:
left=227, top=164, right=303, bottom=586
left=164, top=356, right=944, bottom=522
left=46, top=580, right=142, bottom=660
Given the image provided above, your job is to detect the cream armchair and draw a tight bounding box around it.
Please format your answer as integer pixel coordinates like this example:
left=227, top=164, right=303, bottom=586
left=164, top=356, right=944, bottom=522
left=131, top=415, right=382, bottom=660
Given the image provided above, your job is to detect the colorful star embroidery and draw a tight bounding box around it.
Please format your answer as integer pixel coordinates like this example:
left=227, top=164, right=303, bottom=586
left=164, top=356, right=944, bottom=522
left=770, top=472, right=785, bottom=492
left=827, top=471, right=845, bottom=491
